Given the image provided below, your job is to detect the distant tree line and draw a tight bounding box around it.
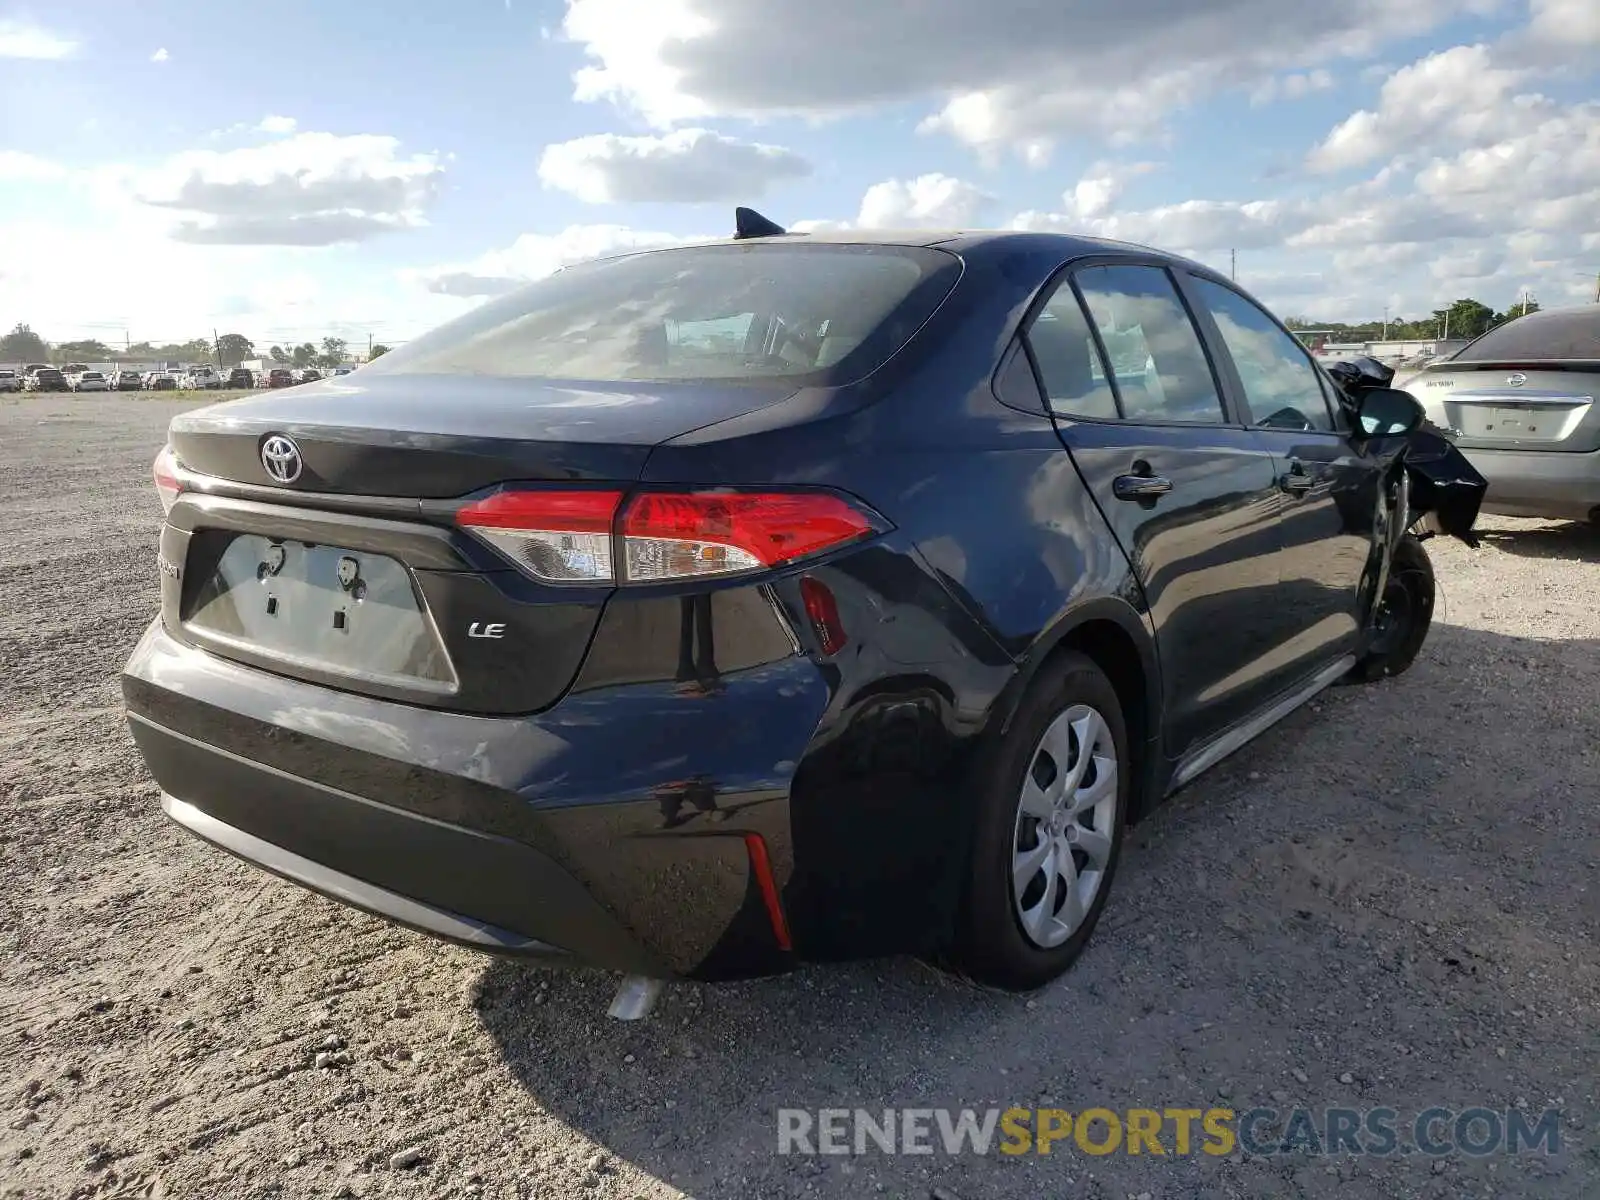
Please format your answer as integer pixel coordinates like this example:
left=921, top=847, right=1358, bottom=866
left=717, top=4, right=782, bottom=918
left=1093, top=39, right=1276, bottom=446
left=1284, top=296, right=1542, bottom=343
left=0, top=324, right=391, bottom=368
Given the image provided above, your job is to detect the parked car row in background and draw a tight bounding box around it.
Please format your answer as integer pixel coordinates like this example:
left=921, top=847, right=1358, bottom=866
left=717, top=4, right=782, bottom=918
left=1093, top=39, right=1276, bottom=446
left=1, top=363, right=356, bottom=393
left=10, top=365, right=69, bottom=392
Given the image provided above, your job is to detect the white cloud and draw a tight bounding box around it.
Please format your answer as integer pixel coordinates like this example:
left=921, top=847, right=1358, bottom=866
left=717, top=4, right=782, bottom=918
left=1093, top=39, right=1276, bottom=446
left=13, top=2, right=1594, bottom=352
left=789, top=173, right=994, bottom=231
left=1004, top=44, right=1600, bottom=322
left=0, top=18, right=76, bottom=58
left=1308, top=45, right=1546, bottom=173
left=565, top=0, right=714, bottom=126
left=0, top=124, right=459, bottom=345
left=1526, top=0, right=1600, bottom=49
left=150, top=47, right=169, bottom=63
left=126, top=131, right=448, bottom=246
left=1053, top=161, right=1160, bottom=221
left=561, top=0, right=1499, bottom=154
left=411, top=224, right=709, bottom=297
left=1250, top=68, right=1335, bottom=107
left=856, top=174, right=993, bottom=228
left=1014, top=192, right=1308, bottom=255
left=406, top=170, right=993, bottom=300
left=0, top=151, right=68, bottom=181
left=0, top=211, right=467, bottom=348
left=1414, top=105, right=1600, bottom=215
left=538, top=128, right=810, bottom=203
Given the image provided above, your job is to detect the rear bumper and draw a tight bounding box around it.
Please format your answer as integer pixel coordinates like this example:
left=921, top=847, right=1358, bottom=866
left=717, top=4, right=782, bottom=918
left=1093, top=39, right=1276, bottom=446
left=1468, top=447, right=1600, bottom=521
left=123, top=618, right=826, bottom=979
left=133, top=716, right=660, bottom=971
left=159, top=791, right=578, bottom=960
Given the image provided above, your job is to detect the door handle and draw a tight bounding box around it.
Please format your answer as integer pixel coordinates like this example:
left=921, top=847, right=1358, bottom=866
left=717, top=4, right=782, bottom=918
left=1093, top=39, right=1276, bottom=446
left=1279, top=462, right=1315, bottom=495
left=1113, top=473, right=1174, bottom=501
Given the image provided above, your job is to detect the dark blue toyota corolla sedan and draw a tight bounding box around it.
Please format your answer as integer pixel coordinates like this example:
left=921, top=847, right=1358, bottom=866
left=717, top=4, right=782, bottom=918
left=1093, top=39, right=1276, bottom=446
left=122, top=212, right=1481, bottom=1011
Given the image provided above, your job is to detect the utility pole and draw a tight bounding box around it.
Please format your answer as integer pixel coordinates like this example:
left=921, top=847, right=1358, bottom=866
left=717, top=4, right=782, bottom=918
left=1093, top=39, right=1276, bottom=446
left=368, top=333, right=373, bottom=362
left=213, top=328, right=221, bottom=367
left=1383, top=306, right=1389, bottom=340
left=1593, top=270, right=1599, bottom=304
left=1230, top=249, right=1236, bottom=282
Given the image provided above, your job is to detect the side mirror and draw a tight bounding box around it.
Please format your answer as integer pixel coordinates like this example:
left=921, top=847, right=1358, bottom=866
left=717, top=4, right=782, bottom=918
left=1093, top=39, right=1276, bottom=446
left=1354, top=387, right=1424, bottom=438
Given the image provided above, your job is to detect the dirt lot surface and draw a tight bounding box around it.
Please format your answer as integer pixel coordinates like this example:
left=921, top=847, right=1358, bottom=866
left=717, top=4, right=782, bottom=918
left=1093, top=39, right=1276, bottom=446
left=2, top=395, right=1596, bottom=1199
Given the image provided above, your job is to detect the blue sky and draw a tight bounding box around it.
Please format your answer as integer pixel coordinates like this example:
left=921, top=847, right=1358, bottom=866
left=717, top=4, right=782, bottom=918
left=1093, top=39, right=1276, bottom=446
left=1, top=0, right=1596, bottom=352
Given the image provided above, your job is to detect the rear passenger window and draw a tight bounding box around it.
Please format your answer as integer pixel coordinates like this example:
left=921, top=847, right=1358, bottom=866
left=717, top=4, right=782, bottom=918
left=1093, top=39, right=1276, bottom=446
left=1190, top=277, right=1335, bottom=432
left=1074, top=265, right=1227, bottom=424
left=1023, top=286, right=1119, bottom=420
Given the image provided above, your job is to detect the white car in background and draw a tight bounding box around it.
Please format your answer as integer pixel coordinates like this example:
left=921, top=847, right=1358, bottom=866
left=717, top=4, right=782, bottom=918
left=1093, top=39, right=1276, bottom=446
left=70, top=370, right=110, bottom=392
left=180, top=366, right=220, bottom=389
left=0, top=370, right=19, bottom=393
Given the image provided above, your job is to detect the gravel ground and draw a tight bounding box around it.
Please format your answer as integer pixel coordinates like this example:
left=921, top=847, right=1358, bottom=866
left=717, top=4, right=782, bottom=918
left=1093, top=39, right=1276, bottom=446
left=2, top=395, right=1596, bottom=1200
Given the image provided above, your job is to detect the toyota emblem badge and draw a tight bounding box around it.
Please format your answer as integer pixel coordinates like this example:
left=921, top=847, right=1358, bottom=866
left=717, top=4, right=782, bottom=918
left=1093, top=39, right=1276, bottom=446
left=260, top=434, right=303, bottom=484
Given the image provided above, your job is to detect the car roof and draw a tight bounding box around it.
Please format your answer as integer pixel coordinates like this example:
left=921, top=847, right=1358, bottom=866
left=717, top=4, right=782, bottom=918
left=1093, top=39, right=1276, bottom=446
left=1484, top=305, right=1599, bottom=330
left=617, top=227, right=1218, bottom=277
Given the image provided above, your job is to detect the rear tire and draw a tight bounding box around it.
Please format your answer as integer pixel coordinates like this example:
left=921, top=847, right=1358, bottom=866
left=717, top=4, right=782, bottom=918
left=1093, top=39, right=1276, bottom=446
left=953, top=652, right=1130, bottom=991
left=1350, top=534, right=1434, bottom=682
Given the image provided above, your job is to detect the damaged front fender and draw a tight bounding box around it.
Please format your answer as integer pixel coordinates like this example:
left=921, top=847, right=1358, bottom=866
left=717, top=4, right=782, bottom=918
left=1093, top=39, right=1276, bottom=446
left=1326, top=355, right=1487, bottom=547
left=1399, top=424, right=1487, bottom=547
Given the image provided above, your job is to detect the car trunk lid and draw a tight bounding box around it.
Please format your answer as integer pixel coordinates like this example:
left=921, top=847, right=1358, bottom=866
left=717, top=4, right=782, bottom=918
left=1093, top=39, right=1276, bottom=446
left=1403, top=360, right=1600, bottom=453
left=159, top=373, right=798, bottom=714
left=167, top=373, right=795, bottom=495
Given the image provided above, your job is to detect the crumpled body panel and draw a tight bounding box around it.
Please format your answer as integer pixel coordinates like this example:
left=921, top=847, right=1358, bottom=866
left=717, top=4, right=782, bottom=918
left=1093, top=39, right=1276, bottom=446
left=1326, top=355, right=1488, bottom=546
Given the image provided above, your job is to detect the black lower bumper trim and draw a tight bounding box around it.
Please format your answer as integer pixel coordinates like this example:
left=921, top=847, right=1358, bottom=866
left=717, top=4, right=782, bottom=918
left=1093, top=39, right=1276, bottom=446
left=161, top=793, right=560, bottom=956
left=129, top=712, right=667, bottom=976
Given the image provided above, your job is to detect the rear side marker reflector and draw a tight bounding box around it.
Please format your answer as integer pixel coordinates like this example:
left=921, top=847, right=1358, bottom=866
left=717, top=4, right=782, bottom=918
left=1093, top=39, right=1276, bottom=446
left=743, top=833, right=793, bottom=952
left=799, top=575, right=847, bottom=655
left=456, top=489, right=878, bottom=585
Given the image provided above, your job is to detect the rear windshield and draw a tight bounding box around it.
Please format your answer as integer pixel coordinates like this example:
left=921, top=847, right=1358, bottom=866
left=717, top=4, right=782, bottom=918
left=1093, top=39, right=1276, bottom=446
left=1452, top=309, right=1600, bottom=361
left=363, top=242, right=961, bottom=385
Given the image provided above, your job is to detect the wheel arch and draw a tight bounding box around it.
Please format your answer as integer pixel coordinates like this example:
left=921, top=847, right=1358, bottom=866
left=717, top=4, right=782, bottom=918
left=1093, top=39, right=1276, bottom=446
left=996, top=597, right=1165, bottom=823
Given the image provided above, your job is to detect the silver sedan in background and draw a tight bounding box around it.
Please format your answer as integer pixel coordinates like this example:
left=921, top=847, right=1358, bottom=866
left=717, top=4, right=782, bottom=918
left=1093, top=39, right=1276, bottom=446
left=1398, top=306, right=1600, bottom=524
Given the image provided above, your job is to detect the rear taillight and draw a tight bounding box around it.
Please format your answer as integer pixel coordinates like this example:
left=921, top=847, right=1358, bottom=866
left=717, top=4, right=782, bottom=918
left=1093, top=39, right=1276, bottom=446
left=456, top=489, right=623, bottom=583
left=455, top=488, right=878, bottom=585
left=620, top=492, right=875, bottom=582
left=153, top=445, right=183, bottom=515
